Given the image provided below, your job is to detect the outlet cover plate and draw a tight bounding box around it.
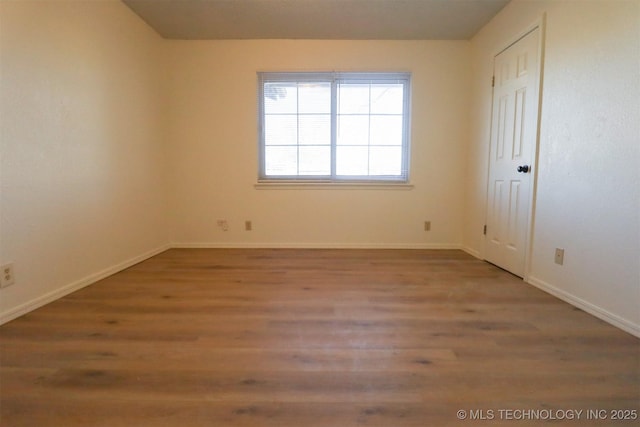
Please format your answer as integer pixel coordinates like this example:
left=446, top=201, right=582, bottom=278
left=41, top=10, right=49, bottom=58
left=1, top=263, right=15, bottom=288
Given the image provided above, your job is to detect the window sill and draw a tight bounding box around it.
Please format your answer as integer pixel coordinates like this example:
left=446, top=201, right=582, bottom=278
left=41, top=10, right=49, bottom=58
left=254, top=181, right=414, bottom=190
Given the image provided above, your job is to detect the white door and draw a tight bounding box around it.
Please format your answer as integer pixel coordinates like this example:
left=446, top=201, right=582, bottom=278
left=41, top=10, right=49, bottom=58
left=485, top=28, right=541, bottom=277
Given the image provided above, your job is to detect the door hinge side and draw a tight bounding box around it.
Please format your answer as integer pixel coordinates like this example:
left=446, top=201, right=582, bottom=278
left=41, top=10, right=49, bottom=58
left=491, top=76, right=495, bottom=87
left=483, top=225, right=487, bottom=235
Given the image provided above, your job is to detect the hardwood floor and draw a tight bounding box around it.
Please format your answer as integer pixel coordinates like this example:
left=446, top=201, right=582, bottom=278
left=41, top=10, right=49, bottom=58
left=1, top=249, right=638, bottom=426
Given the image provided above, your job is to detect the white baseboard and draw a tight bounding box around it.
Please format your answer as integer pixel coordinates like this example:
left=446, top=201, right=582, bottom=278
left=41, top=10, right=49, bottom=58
left=527, top=276, right=640, bottom=338
left=171, top=242, right=463, bottom=250
left=0, top=243, right=171, bottom=326
left=461, top=246, right=482, bottom=259
left=9, top=244, right=635, bottom=340
left=0, top=243, right=461, bottom=325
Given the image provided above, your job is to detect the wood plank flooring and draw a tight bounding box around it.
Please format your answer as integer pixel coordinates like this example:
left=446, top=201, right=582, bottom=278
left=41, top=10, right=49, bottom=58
left=1, top=249, right=638, bottom=426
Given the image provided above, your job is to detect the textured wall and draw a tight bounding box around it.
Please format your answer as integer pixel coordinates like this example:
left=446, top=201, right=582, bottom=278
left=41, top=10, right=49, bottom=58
left=465, top=0, right=640, bottom=334
left=165, top=40, right=470, bottom=248
left=0, top=1, right=170, bottom=321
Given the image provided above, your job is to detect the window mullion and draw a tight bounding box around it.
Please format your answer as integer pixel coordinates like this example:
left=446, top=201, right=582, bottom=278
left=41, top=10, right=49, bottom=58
left=258, top=75, right=265, bottom=179
left=403, top=80, right=410, bottom=180
left=296, top=83, right=300, bottom=176
left=331, top=79, right=338, bottom=179
left=367, top=82, right=372, bottom=176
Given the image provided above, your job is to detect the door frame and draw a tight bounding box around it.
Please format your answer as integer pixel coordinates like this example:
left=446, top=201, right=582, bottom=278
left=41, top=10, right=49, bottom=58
left=483, top=15, right=546, bottom=282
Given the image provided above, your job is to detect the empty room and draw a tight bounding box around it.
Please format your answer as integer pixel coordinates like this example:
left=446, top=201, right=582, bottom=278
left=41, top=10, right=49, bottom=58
left=1, top=0, right=638, bottom=425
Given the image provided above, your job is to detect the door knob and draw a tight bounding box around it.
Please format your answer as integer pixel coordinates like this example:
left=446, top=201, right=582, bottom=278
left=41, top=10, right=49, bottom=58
left=517, top=165, right=530, bottom=173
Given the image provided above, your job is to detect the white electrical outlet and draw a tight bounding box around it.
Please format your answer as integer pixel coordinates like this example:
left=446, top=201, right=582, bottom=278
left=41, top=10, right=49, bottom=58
left=554, top=248, right=565, bottom=265
left=0, top=263, right=15, bottom=288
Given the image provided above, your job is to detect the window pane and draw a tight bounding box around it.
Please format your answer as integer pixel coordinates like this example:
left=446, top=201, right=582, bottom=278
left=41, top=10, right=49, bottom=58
left=337, top=146, right=368, bottom=175
left=299, top=115, right=330, bottom=145
left=338, top=84, right=370, bottom=114
left=370, top=84, right=404, bottom=114
left=299, top=146, right=330, bottom=175
left=370, top=146, right=402, bottom=175
left=337, top=115, right=369, bottom=146
left=265, top=146, right=297, bottom=175
left=265, top=115, right=297, bottom=146
left=264, top=83, right=297, bottom=114
left=299, top=83, right=331, bottom=114
left=370, top=115, right=403, bottom=146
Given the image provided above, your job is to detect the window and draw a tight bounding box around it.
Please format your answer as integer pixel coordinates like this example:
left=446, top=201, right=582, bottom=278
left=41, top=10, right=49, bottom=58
left=258, top=72, right=411, bottom=183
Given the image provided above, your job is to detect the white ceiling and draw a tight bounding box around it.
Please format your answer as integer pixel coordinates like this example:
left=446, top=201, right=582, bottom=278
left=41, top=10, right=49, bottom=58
left=122, top=0, right=510, bottom=40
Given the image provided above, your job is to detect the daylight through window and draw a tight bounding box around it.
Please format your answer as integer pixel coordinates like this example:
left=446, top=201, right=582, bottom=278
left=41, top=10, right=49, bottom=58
left=258, top=72, right=411, bottom=182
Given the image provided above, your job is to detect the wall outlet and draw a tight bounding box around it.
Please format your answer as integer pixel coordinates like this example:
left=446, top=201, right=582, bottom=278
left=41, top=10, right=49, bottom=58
left=554, top=248, right=565, bottom=265
left=0, top=263, right=15, bottom=288
left=245, top=220, right=252, bottom=231
left=424, top=221, right=431, bottom=231
left=216, top=219, right=229, bottom=231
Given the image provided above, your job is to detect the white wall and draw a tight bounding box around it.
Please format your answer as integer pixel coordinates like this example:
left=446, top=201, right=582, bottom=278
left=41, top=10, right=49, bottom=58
left=166, top=40, right=470, bottom=248
left=0, top=1, right=170, bottom=322
left=465, top=0, right=640, bottom=335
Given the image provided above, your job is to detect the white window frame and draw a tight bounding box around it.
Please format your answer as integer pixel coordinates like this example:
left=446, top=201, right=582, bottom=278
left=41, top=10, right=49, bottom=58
left=257, top=72, right=411, bottom=183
